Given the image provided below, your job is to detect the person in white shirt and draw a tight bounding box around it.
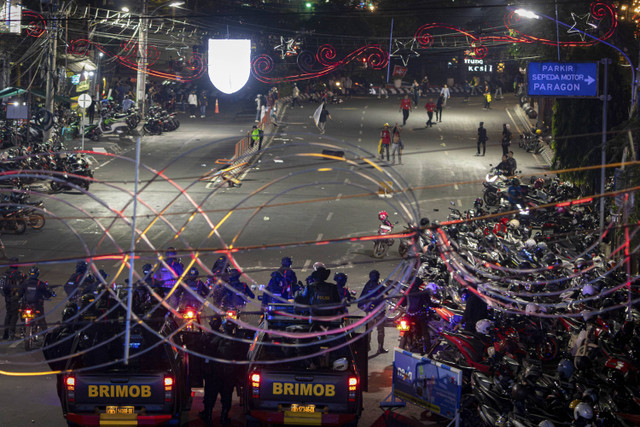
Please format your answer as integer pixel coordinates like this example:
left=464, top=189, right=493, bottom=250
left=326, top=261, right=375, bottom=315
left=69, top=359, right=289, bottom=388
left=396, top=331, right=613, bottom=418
left=187, top=91, right=198, bottom=118
left=440, top=84, right=451, bottom=107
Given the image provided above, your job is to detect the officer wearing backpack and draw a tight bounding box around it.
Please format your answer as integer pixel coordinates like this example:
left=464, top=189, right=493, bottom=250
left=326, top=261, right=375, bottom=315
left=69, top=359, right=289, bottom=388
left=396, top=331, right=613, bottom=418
left=2, top=260, right=26, bottom=340
left=22, top=266, right=54, bottom=330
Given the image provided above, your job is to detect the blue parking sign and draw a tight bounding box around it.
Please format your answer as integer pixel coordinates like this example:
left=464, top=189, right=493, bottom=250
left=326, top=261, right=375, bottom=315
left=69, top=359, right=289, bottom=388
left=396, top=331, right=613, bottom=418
left=528, top=62, right=599, bottom=97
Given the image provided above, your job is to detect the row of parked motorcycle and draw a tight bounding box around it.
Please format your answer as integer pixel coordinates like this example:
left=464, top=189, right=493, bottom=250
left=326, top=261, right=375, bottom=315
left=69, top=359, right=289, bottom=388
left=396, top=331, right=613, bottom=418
left=386, top=164, right=638, bottom=425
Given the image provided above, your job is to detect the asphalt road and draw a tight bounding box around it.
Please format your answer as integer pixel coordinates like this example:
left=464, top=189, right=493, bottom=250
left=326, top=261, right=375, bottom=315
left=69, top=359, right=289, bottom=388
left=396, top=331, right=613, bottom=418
left=0, top=92, right=546, bottom=426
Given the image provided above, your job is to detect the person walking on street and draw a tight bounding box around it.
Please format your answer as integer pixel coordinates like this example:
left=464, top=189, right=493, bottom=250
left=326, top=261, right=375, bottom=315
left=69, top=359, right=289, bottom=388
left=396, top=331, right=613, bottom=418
left=482, top=84, right=492, bottom=110
left=187, top=90, right=198, bottom=118
left=507, top=151, right=517, bottom=174
left=411, top=80, right=420, bottom=107
left=440, top=84, right=451, bottom=107
left=435, top=94, right=444, bottom=122
left=87, top=100, right=96, bottom=125
left=359, top=270, right=388, bottom=354
left=2, top=260, right=25, bottom=340
left=318, top=105, right=331, bottom=134
left=476, top=122, right=487, bottom=156
left=254, top=94, right=263, bottom=122
left=399, top=94, right=412, bottom=126
left=391, top=123, right=403, bottom=164
left=379, top=123, right=391, bottom=161
left=501, top=123, right=512, bottom=156
left=425, top=98, right=435, bottom=127
left=198, top=90, right=208, bottom=118
left=291, top=83, right=302, bottom=108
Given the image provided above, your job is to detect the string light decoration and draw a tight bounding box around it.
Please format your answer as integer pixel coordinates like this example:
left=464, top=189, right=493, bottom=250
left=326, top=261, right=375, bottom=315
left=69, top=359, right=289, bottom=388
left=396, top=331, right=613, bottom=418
left=567, top=12, right=599, bottom=41
left=389, top=38, right=420, bottom=66
left=70, top=39, right=206, bottom=82
left=23, top=10, right=46, bottom=37
left=252, top=44, right=388, bottom=84
left=273, top=36, right=301, bottom=59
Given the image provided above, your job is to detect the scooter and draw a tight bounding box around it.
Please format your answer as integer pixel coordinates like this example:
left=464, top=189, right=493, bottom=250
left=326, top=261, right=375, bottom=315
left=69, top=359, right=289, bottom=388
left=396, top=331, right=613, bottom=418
left=98, top=115, right=130, bottom=139
left=372, top=222, right=394, bottom=258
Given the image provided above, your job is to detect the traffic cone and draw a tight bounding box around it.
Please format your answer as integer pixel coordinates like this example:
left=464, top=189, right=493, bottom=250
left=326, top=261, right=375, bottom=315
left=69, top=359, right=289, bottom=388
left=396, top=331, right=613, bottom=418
left=215, top=98, right=219, bottom=114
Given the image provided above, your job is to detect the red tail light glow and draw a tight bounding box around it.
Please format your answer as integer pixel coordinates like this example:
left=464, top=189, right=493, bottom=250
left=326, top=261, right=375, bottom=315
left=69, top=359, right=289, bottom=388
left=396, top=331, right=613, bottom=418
left=164, top=376, right=174, bottom=402
left=183, top=310, right=196, bottom=320
left=251, top=373, right=260, bottom=399
left=397, top=319, right=410, bottom=332
left=348, top=376, right=358, bottom=402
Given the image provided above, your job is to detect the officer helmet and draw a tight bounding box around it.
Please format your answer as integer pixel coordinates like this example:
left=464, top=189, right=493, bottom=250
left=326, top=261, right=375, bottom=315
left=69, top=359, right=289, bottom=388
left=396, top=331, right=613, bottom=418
left=142, top=264, right=153, bottom=274
left=228, top=269, right=241, bottom=280
left=29, top=266, right=40, bottom=278
left=281, top=257, right=292, bottom=267
left=369, top=270, right=380, bottom=280
left=165, top=247, right=177, bottom=259
left=334, top=272, right=347, bottom=285
left=188, top=267, right=199, bottom=278
left=76, top=261, right=87, bottom=273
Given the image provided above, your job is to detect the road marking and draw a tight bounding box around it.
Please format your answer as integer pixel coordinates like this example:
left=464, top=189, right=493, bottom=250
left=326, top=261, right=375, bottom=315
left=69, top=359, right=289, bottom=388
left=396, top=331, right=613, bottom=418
left=360, top=123, right=364, bottom=128
left=9, top=340, right=20, bottom=349
left=359, top=130, right=363, bottom=135
left=444, top=151, right=449, bottom=156
left=316, top=233, right=323, bottom=241
left=336, top=193, right=342, bottom=200
left=93, top=147, right=107, bottom=153
left=302, top=259, right=311, bottom=272
left=6, top=240, right=27, bottom=246
left=357, top=138, right=362, bottom=142
left=454, top=184, right=459, bottom=190
left=457, top=199, right=462, bottom=206
left=326, top=212, right=333, bottom=221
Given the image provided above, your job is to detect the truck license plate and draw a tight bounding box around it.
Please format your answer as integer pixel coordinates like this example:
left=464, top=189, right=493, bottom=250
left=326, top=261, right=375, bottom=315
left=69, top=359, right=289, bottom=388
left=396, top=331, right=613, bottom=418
left=106, top=406, right=135, bottom=415
left=290, top=404, right=315, bottom=413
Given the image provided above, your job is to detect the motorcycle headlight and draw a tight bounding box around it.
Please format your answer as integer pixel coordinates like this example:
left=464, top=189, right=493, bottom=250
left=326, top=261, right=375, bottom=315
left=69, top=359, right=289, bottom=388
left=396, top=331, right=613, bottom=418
left=486, top=174, right=498, bottom=183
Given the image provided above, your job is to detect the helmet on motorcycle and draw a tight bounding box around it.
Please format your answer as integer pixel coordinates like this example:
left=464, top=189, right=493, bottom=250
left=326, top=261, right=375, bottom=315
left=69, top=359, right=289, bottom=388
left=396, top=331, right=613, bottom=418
left=568, top=399, right=581, bottom=410
left=281, top=257, right=292, bottom=267
left=369, top=270, right=380, bottom=280
left=534, top=178, right=545, bottom=189
left=582, top=388, right=598, bottom=404
left=378, top=211, right=389, bottom=221
left=420, top=217, right=430, bottom=227
left=188, top=267, right=199, bottom=278
left=475, top=319, right=493, bottom=334
left=524, top=238, right=537, bottom=250
left=573, top=402, right=594, bottom=421
left=582, top=283, right=596, bottom=297
left=538, top=421, right=555, bottom=427
left=79, top=293, right=95, bottom=308
left=511, top=383, right=528, bottom=401
left=76, top=261, right=87, bottom=273
left=334, top=272, right=347, bottom=286
left=332, top=357, right=349, bottom=372
left=62, top=304, right=78, bottom=321
left=558, top=359, right=574, bottom=379
left=574, top=355, right=592, bottom=371
left=29, top=266, right=39, bottom=278
left=425, top=282, right=438, bottom=295
left=508, top=219, right=520, bottom=229
left=536, top=241, right=548, bottom=252
left=525, top=303, right=539, bottom=315
left=536, top=129, right=543, bottom=135
left=474, top=198, right=483, bottom=209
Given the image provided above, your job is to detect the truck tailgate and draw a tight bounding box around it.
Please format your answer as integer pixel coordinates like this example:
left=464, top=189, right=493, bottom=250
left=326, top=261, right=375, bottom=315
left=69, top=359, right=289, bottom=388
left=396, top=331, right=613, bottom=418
left=72, top=374, right=168, bottom=412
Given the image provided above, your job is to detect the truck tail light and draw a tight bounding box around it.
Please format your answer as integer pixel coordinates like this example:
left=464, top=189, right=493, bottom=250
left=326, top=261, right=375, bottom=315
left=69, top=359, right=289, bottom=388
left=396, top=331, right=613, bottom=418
left=65, top=375, right=75, bottom=403
left=250, top=373, right=260, bottom=399
left=348, top=376, right=358, bottom=402
left=164, top=376, right=174, bottom=403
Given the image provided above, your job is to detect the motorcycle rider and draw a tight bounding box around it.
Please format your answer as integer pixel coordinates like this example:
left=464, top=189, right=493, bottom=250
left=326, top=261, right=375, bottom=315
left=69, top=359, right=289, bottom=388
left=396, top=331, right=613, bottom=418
left=208, top=255, right=231, bottom=306
left=2, top=260, right=26, bottom=340
left=261, top=271, right=285, bottom=309
left=21, top=266, right=54, bottom=330
left=277, top=257, right=299, bottom=299
left=334, top=272, right=354, bottom=304
left=400, top=277, right=431, bottom=353
left=507, top=178, right=525, bottom=206
left=308, top=266, right=342, bottom=318
left=180, top=267, right=209, bottom=310
left=378, top=210, right=393, bottom=233
left=64, top=261, right=90, bottom=300
left=221, top=269, right=255, bottom=310
left=153, top=247, right=184, bottom=299
left=359, top=270, right=388, bottom=353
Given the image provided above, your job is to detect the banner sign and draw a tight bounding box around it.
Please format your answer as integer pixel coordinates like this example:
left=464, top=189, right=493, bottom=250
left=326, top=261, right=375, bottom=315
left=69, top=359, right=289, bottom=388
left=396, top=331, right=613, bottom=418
left=527, top=62, right=598, bottom=97
left=0, top=0, right=21, bottom=34
left=392, top=65, right=407, bottom=79
left=392, top=349, right=462, bottom=419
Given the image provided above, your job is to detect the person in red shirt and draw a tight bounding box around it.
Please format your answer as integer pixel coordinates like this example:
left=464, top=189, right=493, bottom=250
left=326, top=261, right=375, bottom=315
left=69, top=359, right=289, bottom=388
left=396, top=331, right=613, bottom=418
left=379, top=123, right=391, bottom=161
left=399, top=94, right=412, bottom=126
left=425, top=99, right=436, bottom=127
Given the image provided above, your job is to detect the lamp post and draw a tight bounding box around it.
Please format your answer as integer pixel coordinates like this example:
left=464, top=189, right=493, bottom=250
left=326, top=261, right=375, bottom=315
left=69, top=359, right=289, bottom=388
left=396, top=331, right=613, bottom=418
left=135, top=1, right=185, bottom=120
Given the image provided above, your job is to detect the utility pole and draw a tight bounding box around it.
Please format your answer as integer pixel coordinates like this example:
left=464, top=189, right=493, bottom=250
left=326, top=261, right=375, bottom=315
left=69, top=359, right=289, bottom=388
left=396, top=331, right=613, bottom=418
left=44, top=2, right=58, bottom=142
left=136, top=0, right=149, bottom=120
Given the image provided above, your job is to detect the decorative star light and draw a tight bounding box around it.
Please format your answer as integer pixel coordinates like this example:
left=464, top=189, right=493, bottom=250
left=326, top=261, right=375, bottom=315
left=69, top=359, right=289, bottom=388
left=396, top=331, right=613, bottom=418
left=567, top=12, right=598, bottom=41
left=390, top=38, right=420, bottom=66
left=274, top=36, right=301, bottom=59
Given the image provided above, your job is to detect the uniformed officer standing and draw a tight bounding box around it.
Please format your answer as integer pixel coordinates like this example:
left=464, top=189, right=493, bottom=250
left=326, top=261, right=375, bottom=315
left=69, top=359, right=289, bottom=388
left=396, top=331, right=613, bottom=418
left=2, top=260, right=26, bottom=340
left=359, top=270, right=388, bottom=353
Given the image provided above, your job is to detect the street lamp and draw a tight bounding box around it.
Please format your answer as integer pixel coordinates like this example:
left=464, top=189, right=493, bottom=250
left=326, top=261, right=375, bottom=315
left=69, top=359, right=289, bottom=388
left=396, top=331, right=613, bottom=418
left=136, top=0, right=184, bottom=120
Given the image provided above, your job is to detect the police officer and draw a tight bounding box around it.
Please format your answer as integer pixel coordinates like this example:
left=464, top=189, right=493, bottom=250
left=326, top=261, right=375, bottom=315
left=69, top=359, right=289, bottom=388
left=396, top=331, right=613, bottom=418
left=221, top=269, right=255, bottom=310
left=199, top=318, right=242, bottom=425
left=401, top=277, right=431, bottom=354
left=334, top=272, right=353, bottom=303
left=153, top=247, right=184, bottom=291
left=208, top=256, right=230, bottom=307
left=308, top=267, right=341, bottom=317
left=64, top=261, right=89, bottom=300
left=2, top=260, right=25, bottom=340
left=461, top=285, right=488, bottom=332
left=261, top=271, right=285, bottom=309
left=180, top=267, right=209, bottom=309
left=22, top=266, right=54, bottom=330
left=278, top=257, right=299, bottom=299
left=359, top=270, right=388, bottom=353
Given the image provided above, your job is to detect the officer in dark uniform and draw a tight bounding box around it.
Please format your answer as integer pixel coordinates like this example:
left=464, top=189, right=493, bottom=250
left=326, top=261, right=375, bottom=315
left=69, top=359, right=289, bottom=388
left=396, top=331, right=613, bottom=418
left=64, top=261, right=89, bottom=300
left=308, top=267, right=341, bottom=316
left=207, top=256, right=230, bottom=307
left=400, top=277, right=431, bottom=354
left=180, top=267, right=209, bottom=309
left=222, top=269, right=255, bottom=310
left=22, top=266, right=54, bottom=330
left=359, top=270, right=388, bottom=353
left=2, top=260, right=25, bottom=340
left=462, top=285, right=488, bottom=332
left=277, top=257, right=299, bottom=298
left=261, top=271, right=285, bottom=309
